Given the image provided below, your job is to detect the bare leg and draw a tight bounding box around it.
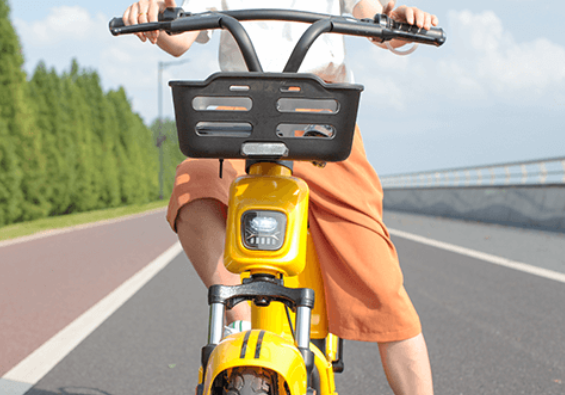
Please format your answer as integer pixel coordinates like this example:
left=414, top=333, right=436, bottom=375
left=378, top=333, right=434, bottom=395
left=176, top=198, right=250, bottom=323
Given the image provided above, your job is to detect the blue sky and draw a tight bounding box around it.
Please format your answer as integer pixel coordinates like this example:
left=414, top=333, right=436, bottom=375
left=9, top=0, right=565, bottom=175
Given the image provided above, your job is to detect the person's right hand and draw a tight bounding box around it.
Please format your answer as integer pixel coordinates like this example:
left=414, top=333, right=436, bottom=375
left=123, top=0, right=177, bottom=44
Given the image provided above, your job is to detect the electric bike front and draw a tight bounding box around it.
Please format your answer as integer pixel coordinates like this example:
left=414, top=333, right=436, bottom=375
left=110, top=8, right=445, bottom=395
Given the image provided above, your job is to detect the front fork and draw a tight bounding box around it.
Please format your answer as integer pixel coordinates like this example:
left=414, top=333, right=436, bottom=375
left=200, top=278, right=316, bottom=394
left=208, top=294, right=312, bottom=349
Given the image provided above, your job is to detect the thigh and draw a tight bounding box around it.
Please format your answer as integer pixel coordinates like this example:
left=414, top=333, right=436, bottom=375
left=295, top=127, right=421, bottom=343
left=167, top=158, right=246, bottom=231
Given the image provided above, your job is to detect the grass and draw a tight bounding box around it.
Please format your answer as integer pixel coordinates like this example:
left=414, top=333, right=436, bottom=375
left=0, top=200, right=168, bottom=242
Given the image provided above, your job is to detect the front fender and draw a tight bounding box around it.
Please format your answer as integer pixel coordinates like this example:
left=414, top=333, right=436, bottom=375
left=203, top=330, right=307, bottom=395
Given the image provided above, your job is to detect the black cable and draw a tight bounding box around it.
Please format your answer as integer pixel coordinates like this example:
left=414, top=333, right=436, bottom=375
left=285, top=305, right=296, bottom=341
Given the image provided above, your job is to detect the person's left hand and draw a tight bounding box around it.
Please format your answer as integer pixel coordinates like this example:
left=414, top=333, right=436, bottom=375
left=382, top=0, right=438, bottom=31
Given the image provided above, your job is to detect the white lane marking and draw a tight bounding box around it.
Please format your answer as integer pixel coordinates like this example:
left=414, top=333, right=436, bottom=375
left=0, top=207, right=167, bottom=249
left=388, top=228, right=565, bottom=284
left=0, top=242, right=183, bottom=395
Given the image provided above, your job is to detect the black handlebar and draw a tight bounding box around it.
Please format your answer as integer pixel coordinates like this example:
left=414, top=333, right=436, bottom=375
left=110, top=7, right=445, bottom=44
left=109, top=8, right=445, bottom=72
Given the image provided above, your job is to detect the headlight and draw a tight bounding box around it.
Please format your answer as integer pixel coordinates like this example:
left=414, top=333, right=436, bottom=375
left=242, top=211, right=287, bottom=251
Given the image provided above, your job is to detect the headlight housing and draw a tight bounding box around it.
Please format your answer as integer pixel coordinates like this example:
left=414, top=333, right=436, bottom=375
left=242, top=210, right=287, bottom=251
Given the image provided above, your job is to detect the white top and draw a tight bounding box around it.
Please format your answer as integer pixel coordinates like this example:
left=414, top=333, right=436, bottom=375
left=181, top=0, right=366, bottom=82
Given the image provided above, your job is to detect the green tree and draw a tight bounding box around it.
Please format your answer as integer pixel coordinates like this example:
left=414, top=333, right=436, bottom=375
left=0, top=0, right=23, bottom=223
left=29, top=62, right=74, bottom=215
left=78, top=70, right=121, bottom=208
left=150, top=118, right=186, bottom=199
left=1, top=0, right=169, bottom=224
left=0, top=118, right=21, bottom=226
left=61, top=61, right=101, bottom=212
left=0, top=0, right=50, bottom=222
left=108, top=88, right=159, bottom=204
left=47, top=67, right=79, bottom=214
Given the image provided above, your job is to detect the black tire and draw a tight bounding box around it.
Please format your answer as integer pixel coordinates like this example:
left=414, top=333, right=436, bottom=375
left=224, top=367, right=274, bottom=395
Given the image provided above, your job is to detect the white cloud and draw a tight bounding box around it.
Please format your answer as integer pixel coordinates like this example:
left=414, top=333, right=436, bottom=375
left=17, top=6, right=105, bottom=44
left=349, top=9, right=565, bottom=112
left=14, top=6, right=220, bottom=123
left=447, top=10, right=565, bottom=96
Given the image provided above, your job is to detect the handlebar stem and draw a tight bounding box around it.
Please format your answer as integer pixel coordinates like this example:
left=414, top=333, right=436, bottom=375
left=284, top=19, right=333, bottom=73
left=217, top=15, right=263, bottom=72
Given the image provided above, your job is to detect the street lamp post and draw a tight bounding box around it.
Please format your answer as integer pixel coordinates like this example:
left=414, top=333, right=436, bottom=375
left=157, top=59, right=190, bottom=199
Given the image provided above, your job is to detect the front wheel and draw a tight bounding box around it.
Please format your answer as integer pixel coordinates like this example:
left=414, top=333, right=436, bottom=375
left=224, top=367, right=274, bottom=395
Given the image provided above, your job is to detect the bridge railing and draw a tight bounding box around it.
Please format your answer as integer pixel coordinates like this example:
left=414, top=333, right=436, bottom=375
left=381, top=156, right=565, bottom=189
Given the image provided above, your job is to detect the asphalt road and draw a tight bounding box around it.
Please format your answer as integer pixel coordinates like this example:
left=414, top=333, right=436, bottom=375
left=0, top=209, right=177, bottom=378
left=3, top=210, right=565, bottom=395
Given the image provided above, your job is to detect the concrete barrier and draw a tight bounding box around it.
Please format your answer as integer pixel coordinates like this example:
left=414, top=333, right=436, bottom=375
left=383, top=185, right=565, bottom=232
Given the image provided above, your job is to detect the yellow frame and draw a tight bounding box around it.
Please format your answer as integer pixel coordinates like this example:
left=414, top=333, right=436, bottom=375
left=202, top=162, right=339, bottom=395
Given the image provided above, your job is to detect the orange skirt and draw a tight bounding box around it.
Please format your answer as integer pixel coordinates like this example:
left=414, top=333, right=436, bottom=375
left=167, top=127, right=421, bottom=342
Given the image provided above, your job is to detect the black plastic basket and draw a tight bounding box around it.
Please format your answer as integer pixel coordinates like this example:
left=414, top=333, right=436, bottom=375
left=170, top=72, right=363, bottom=162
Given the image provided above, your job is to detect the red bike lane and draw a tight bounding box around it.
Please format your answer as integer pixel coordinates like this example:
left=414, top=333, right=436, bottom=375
left=0, top=209, right=178, bottom=376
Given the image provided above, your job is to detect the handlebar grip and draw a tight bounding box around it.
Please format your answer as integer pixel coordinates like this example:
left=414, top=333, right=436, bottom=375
left=109, top=8, right=186, bottom=36
left=374, top=14, right=446, bottom=46
left=109, top=17, right=125, bottom=30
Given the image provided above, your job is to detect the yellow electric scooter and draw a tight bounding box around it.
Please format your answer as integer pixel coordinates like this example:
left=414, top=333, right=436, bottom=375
left=110, top=8, right=445, bottom=395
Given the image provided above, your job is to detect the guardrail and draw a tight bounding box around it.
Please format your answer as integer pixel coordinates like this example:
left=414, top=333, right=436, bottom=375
left=381, top=156, right=565, bottom=189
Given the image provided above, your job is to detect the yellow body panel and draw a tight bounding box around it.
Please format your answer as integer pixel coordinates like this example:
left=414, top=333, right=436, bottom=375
left=285, top=231, right=329, bottom=339
left=249, top=231, right=328, bottom=339
left=224, top=163, right=309, bottom=277
left=251, top=300, right=288, bottom=337
left=203, top=330, right=307, bottom=395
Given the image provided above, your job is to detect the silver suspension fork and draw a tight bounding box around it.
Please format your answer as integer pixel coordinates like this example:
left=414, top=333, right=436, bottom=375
left=295, top=304, right=315, bottom=390
left=295, top=305, right=312, bottom=350
left=208, top=302, right=226, bottom=345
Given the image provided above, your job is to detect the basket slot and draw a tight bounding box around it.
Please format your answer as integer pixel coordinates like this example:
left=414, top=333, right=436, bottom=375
left=280, top=86, right=301, bottom=92
left=229, top=85, right=250, bottom=92
left=196, top=122, right=252, bottom=137
left=276, top=124, right=335, bottom=139
left=192, top=96, right=252, bottom=111
left=276, top=98, right=338, bottom=113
